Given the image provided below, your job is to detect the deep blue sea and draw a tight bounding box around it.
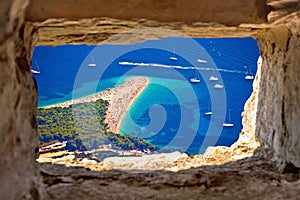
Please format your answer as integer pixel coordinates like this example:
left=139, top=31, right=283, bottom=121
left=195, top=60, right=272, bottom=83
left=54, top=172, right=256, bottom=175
left=32, top=37, right=259, bottom=155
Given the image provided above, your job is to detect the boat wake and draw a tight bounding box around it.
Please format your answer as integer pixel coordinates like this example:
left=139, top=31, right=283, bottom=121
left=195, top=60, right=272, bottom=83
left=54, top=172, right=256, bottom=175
left=119, top=61, right=244, bottom=74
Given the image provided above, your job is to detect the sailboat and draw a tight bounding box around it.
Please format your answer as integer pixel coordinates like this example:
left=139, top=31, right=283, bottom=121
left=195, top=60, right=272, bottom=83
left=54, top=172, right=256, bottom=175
left=204, top=104, right=212, bottom=115
left=88, top=56, right=97, bottom=67
left=245, top=74, right=254, bottom=80
left=197, top=59, right=207, bottom=63
left=244, top=66, right=254, bottom=80
left=223, top=109, right=234, bottom=127
left=169, top=55, right=177, bottom=61
left=214, top=83, right=223, bottom=89
left=209, top=71, right=219, bottom=81
left=31, top=61, right=40, bottom=74
left=205, top=111, right=212, bottom=115
left=209, top=75, right=219, bottom=81
left=190, top=69, right=201, bottom=83
left=169, top=49, right=177, bottom=61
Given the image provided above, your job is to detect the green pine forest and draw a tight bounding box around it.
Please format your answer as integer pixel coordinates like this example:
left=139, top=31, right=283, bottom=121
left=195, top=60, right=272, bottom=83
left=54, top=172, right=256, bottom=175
left=38, top=99, right=158, bottom=152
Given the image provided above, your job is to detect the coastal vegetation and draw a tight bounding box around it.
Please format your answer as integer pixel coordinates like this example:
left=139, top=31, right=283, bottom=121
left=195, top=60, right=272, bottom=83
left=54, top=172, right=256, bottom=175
left=38, top=99, right=158, bottom=152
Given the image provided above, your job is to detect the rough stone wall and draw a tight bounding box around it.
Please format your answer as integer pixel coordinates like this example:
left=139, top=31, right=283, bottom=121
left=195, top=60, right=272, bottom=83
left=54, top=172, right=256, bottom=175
left=0, top=0, right=300, bottom=198
left=26, top=0, right=268, bottom=25
left=26, top=0, right=270, bottom=46
left=239, top=55, right=262, bottom=153
left=0, top=0, right=42, bottom=199
left=28, top=1, right=300, bottom=172
left=255, top=12, right=300, bottom=170
left=31, top=18, right=261, bottom=46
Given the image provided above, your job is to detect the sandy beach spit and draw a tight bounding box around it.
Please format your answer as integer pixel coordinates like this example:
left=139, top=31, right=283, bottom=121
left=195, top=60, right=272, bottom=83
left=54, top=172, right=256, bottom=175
left=43, top=77, right=149, bottom=134
left=104, top=77, right=149, bottom=133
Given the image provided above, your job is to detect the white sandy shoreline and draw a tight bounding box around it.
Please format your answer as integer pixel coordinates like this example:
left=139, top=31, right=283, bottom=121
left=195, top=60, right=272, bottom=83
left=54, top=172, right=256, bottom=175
left=41, top=76, right=150, bottom=134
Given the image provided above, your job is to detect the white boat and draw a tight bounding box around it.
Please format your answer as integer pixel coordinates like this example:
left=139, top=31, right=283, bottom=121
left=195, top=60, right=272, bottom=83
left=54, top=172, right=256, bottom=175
left=223, top=122, right=234, bottom=127
left=190, top=78, right=200, bottom=83
left=244, top=75, right=254, bottom=80
left=31, top=69, right=40, bottom=74
left=209, top=75, right=219, bottom=81
left=209, top=70, right=219, bottom=81
left=31, top=61, right=40, bottom=74
left=190, top=69, right=201, bottom=83
left=244, top=66, right=254, bottom=80
left=197, top=59, right=207, bottom=63
left=223, top=109, right=234, bottom=127
left=204, top=111, right=212, bottom=115
left=204, top=104, right=212, bottom=115
left=88, top=56, right=97, bottom=67
left=169, top=50, right=178, bottom=61
left=214, top=84, right=223, bottom=89
left=88, top=63, right=96, bottom=67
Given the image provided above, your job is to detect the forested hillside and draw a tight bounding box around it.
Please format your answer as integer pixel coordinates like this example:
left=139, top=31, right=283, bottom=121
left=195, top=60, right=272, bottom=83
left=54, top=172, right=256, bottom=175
left=38, top=99, right=157, bottom=152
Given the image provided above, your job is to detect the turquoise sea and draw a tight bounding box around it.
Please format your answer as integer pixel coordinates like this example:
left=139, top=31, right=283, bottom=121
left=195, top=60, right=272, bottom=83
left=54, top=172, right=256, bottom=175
left=32, top=37, right=259, bottom=154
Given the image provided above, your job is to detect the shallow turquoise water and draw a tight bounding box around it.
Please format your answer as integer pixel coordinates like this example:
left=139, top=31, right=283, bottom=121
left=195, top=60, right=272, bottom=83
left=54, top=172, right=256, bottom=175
left=33, top=37, right=259, bottom=154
